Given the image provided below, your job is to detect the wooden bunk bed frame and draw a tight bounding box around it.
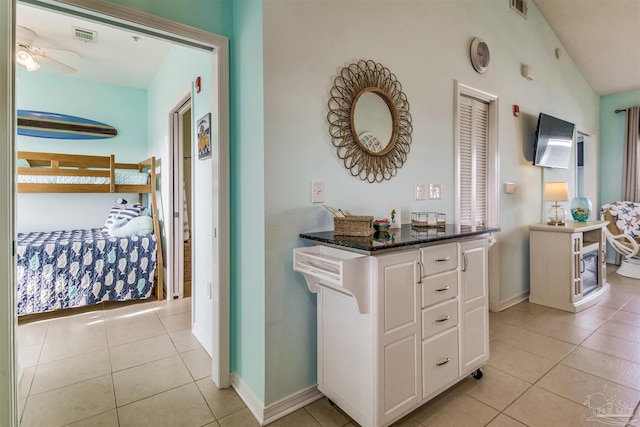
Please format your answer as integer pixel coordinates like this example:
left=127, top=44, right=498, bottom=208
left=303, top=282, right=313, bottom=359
left=17, top=151, right=164, bottom=300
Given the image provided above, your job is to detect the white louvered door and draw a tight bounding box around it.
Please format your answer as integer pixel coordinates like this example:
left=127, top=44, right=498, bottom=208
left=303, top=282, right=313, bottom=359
left=457, top=95, right=489, bottom=227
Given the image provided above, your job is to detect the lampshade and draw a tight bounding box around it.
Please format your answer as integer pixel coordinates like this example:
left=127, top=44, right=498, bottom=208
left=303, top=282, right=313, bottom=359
left=543, top=182, right=569, bottom=202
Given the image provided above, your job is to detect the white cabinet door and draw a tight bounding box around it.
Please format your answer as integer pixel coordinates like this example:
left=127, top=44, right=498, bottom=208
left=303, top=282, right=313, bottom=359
left=459, top=239, right=489, bottom=373
left=374, top=250, right=421, bottom=424
left=422, top=326, right=459, bottom=399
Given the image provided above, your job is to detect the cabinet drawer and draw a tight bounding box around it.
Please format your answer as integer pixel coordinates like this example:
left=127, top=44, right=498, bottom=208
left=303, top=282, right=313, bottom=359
left=422, top=298, right=458, bottom=340
left=421, top=270, right=458, bottom=308
left=422, top=326, right=459, bottom=399
left=421, top=243, right=457, bottom=276
left=293, top=246, right=371, bottom=313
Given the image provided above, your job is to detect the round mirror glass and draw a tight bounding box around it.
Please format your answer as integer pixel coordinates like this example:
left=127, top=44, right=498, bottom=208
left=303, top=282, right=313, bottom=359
left=353, top=91, right=393, bottom=153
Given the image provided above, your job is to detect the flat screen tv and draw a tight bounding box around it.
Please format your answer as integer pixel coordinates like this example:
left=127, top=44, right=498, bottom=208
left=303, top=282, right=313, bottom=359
left=533, top=113, right=575, bottom=169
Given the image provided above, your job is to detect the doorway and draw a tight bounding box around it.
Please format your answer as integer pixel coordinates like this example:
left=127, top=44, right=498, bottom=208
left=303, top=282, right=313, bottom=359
left=454, top=81, right=500, bottom=312
left=576, top=130, right=598, bottom=220
left=171, top=96, right=193, bottom=299
left=2, top=1, right=231, bottom=424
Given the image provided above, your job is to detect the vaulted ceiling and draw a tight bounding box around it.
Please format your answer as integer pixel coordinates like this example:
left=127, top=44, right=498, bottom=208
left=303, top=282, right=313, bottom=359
left=534, top=0, right=640, bottom=96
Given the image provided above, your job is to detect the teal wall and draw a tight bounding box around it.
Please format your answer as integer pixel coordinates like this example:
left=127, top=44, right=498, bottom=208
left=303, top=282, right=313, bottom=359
left=106, top=0, right=268, bottom=403
left=230, top=0, right=266, bottom=403
left=16, top=71, right=147, bottom=161
left=600, top=90, right=640, bottom=205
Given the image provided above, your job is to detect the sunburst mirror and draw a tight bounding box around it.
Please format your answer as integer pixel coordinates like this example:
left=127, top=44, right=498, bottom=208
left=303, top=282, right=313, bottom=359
left=327, top=60, right=412, bottom=183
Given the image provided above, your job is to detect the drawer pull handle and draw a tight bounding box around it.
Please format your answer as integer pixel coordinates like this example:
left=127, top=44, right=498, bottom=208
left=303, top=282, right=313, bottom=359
left=436, top=357, right=451, bottom=366
left=435, top=315, right=450, bottom=323
left=435, top=256, right=450, bottom=262
left=435, top=286, right=450, bottom=292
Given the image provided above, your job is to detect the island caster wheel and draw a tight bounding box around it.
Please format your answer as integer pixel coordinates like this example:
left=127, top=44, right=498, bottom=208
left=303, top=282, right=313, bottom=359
left=471, top=368, right=483, bottom=380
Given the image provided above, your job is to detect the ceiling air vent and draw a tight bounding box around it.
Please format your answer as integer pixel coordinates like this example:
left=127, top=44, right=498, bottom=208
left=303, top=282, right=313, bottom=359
left=73, top=27, right=98, bottom=43
left=510, top=0, right=528, bottom=19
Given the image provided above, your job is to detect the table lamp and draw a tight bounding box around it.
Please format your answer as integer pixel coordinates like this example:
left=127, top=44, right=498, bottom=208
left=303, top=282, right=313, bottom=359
left=544, top=181, right=569, bottom=226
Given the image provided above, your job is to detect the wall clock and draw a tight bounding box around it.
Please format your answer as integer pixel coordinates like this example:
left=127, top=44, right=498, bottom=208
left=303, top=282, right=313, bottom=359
left=470, top=37, right=490, bottom=73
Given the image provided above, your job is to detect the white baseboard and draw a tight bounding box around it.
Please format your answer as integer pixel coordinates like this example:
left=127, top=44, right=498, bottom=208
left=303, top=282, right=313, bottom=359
left=496, top=290, right=530, bottom=312
left=230, top=373, right=265, bottom=424
left=230, top=373, right=324, bottom=426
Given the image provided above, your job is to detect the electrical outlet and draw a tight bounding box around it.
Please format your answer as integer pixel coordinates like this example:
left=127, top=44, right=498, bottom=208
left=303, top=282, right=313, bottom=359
left=311, top=180, right=324, bottom=203
left=415, top=183, right=426, bottom=200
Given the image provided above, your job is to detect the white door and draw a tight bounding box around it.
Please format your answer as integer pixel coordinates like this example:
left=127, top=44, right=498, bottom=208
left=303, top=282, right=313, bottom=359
left=459, top=239, right=489, bottom=373
left=455, top=82, right=500, bottom=312
left=375, top=251, right=421, bottom=424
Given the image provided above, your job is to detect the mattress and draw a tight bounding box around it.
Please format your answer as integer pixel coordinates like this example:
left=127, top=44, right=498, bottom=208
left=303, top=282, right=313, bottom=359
left=17, top=170, right=149, bottom=185
left=16, top=228, right=157, bottom=315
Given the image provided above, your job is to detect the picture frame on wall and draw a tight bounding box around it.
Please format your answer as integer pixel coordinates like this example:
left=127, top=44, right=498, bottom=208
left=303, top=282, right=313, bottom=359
left=197, top=113, right=212, bottom=160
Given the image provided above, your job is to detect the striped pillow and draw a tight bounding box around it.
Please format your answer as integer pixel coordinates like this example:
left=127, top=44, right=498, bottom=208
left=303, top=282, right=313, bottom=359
left=102, top=203, right=146, bottom=233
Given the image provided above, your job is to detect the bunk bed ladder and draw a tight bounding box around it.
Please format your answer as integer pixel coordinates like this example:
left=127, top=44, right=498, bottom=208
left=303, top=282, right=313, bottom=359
left=148, top=157, right=164, bottom=300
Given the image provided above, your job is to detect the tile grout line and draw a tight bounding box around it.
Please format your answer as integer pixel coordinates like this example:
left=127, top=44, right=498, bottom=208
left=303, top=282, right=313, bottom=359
left=482, top=301, right=639, bottom=426
left=502, top=300, right=640, bottom=423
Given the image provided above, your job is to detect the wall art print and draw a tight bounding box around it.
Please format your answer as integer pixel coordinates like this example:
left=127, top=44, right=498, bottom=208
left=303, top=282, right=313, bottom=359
left=197, top=113, right=212, bottom=160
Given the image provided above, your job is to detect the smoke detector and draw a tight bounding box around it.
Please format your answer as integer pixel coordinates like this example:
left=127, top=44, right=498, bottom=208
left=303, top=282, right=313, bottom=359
left=73, top=27, right=97, bottom=43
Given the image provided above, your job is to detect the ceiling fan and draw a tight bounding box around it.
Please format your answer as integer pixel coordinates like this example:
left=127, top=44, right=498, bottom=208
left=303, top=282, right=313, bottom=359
left=16, top=26, right=78, bottom=74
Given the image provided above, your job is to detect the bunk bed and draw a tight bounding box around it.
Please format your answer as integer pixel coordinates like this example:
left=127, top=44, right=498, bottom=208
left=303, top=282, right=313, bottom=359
left=16, top=151, right=164, bottom=315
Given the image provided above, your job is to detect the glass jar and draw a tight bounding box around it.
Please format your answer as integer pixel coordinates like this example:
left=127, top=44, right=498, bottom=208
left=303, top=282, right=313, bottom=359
left=570, top=197, right=592, bottom=222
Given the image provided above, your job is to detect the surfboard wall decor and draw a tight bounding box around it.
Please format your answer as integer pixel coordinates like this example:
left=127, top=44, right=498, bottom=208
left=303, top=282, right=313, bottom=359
left=17, top=110, right=118, bottom=140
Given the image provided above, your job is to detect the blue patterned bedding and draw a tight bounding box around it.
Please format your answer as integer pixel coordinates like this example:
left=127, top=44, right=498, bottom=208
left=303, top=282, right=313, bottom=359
left=16, top=228, right=157, bottom=315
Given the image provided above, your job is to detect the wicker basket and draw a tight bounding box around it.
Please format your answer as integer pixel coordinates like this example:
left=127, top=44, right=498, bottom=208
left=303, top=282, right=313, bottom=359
left=334, top=215, right=374, bottom=236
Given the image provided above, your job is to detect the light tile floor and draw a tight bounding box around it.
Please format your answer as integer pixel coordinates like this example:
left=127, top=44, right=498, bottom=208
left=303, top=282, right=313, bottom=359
left=17, top=266, right=640, bottom=427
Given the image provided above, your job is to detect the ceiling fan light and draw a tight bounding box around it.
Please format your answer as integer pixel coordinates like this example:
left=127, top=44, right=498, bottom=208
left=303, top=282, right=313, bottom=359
left=16, top=49, right=31, bottom=65
left=16, top=48, right=40, bottom=71
left=25, top=60, right=41, bottom=72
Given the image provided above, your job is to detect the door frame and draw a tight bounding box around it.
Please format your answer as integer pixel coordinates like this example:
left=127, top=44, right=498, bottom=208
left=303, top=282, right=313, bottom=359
left=0, top=0, right=17, bottom=424
left=576, top=127, right=598, bottom=221
left=454, top=81, right=501, bottom=313
left=170, top=95, right=192, bottom=299
left=2, top=1, right=231, bottom=423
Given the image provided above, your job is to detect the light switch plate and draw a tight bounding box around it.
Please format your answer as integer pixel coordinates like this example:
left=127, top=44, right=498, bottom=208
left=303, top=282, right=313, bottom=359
left=311, top=180, right=324, bottom=203
left=504, top=182, right=516, bottom=194
left=429, top=183, right=442, bottom=199
left=415, top=183, right=426, bottom=200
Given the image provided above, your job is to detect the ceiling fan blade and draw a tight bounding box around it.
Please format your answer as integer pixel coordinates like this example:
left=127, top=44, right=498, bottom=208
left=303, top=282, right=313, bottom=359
left=37, top=47, right=81, bottom=60
left=34, top=54, right=76, bottom=74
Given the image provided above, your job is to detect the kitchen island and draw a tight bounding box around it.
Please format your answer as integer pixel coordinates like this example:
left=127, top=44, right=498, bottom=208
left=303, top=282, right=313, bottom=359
left=295, top=224, right=499, bottom=427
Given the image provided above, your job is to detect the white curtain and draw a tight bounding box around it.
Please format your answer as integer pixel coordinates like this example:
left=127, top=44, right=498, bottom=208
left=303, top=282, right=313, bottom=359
left=622, top=106, right=640, bottom=202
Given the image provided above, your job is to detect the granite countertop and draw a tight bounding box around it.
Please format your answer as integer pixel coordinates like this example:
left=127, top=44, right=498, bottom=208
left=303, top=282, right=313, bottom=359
left=300, top=224, right=500, bottom=254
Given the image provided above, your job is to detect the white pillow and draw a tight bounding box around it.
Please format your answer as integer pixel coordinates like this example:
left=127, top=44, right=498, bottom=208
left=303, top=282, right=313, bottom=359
left=107, top=216, right=154, bottom=237
left=102, top=203, right=146, bottom=233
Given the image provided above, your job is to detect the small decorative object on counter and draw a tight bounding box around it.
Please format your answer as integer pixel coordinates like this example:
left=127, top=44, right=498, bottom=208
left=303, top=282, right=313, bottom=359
left=387, top=205, right=401, bottom=229
left=373, top=218, right=391, bottom=232
left=570, top=197, right=592, bottom=222
left=411, top=212, right=446, bottom=229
